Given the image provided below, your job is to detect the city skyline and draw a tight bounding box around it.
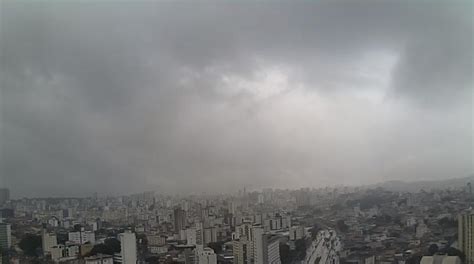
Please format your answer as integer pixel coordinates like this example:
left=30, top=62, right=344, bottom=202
left=2, top=175, right=474, bottom=200
left=0, top=180, right=471, bottom=263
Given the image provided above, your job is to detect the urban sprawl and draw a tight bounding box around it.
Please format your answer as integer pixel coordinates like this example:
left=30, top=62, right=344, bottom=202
left=0, top=181, right=472, bottom=264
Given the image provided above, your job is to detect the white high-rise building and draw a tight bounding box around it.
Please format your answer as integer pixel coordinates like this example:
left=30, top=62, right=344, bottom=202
left=233, top=238, right=251, bottom=264
left=253, top=226, right=265, bottom=264
left=186, top=228, right=197, bottom=245
left=265, top=235, right=281, bottom=264
left=234, top=224, right=281, bottom=264
left=197, top=247, right=217, bottom=264
left=203, top=227, right=218, bottom=245
left=42, top=230, right=58, bottom=254
left=118, top=231, right=137, bottom=264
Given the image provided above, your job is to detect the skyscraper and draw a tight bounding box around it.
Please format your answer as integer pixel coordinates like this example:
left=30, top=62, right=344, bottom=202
left=263, top=235, right=281, bottom=264
left=42, top=229, right=58, bottom=255
left=459, top=212, right=474, bottom=264
left=234, top=224, right=281, bottom=264
left=174, top=207, right=187, bottom=232
left=233, top=238, right=250, bottom=264
left=118, top=231, right=137, bottom=264
left=0, top=223, right=11, bottom=250
left=253, top=226, right=265, bottom=264
left=253, top=227, right=281, bottom=264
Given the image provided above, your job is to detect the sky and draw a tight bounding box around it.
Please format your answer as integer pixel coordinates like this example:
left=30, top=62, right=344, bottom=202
left=0, top=1, right=473, bottom=198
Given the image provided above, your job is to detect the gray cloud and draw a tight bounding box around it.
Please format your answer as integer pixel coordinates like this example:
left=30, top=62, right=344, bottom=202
left=0, top=1, right=472, bottom=197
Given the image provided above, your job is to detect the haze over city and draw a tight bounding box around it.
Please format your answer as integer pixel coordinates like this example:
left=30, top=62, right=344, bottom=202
left=1, top=1, right=472, bottom=198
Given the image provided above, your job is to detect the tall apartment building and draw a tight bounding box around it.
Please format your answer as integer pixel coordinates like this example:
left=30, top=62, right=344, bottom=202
left=0, top=223, right=11, bottom=250
left=174, top=208, right=187, bottom=231
left=42, top=229, right=58, bottom=254
left=459, top=212, right=474, bottom=264
left=195, top=222, right=204, bottom=245
left=252, top=226, right=264, bottom=264
left=233, top=238, right=251, bottom=264
left=233, top=224, right=281, bottom=264
left=263, top=235, right=281, bottom=264
left=185, top=228, right=197, bottom=245
left=253, top=226, right=280, bottom=264
left=118, top=231, right=137, bottom=264
left=203, top=227, right=218, bottom=245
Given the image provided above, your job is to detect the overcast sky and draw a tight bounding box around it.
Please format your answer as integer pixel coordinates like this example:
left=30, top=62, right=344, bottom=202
left=1, top=1, right=472, bottom=198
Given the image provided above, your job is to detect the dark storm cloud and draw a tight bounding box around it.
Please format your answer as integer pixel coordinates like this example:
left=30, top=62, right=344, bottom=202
left=0, top=1, right=472, bottom=197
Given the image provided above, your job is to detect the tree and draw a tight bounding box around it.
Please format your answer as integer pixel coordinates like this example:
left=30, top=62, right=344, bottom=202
left=279, top=244, right=290, bottom=263
left=428, top=244, right=439, bottom=255
left=295, top=239, right=306, bottom=252
left=406, top=255, right=422, bottom=264
left=19, top=234, right=42, bottom=257
left=104, top=238, right=121, bottom=253
left=294, top=239, right=307, bottom=260
left=89, top=244, right=113, bottom=256
left=88, top=238, right=121, bottom=256
left=207, top=241, right=224, bottom=254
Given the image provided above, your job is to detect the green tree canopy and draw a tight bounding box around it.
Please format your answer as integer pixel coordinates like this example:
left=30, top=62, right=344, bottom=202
left=19, top=234, right=41, bottom=257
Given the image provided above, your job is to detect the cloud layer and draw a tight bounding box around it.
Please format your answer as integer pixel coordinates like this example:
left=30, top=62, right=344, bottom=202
left=1, top=1, right=472, bottom=197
